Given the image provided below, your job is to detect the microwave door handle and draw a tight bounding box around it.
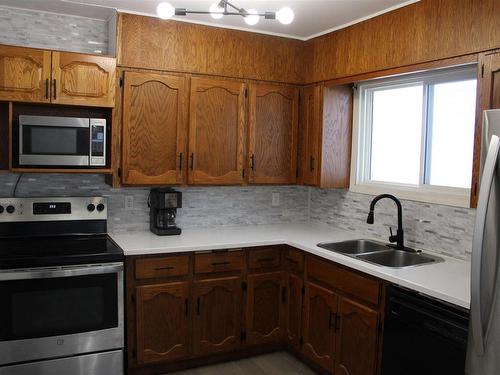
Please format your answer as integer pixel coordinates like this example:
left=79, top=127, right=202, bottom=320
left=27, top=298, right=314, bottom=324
left=471, top=135, right=500, bottom=355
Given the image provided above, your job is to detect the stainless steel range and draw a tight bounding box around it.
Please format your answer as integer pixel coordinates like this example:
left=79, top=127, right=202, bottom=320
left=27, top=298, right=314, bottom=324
left=0, top=197, right=124, bottom=375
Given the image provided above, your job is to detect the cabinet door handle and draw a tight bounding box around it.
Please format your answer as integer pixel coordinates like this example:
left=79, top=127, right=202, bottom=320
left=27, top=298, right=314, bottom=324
left=154, top=266, right=174, bottom=271
left=328, top=311, right=336, bottom=329
left=281, top=286, right=287, bottom=303
left=310, top=156, right=315, bottom=171
left=196, top=297, right=200, bottom=315
left=45, top=79, right=49, bottom=99
left=52, top=79, right=57, bottom=100
left=211, top=261, right=230, bottom=267
left=179, top=153, right=183, bottom=171
left=250, top=154, right=255, bottom=171
left=190, top=153, right=194, bottom=170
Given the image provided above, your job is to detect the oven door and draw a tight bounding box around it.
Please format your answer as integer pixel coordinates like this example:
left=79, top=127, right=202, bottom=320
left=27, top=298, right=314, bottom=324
left=19, top=116, right=91, bottom=166
left=0, top=263, right=123, bottom=366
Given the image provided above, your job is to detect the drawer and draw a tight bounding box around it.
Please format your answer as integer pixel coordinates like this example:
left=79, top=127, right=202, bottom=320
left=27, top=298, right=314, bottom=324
left=195, top=250, right=244, bottom=274
left=306, top=255, right=380, bottom=306
left=284, top=248, right=304, bottom=273
left=135, top=255, right=189, bottom=280
left=248, top=248, right=281, bottom=269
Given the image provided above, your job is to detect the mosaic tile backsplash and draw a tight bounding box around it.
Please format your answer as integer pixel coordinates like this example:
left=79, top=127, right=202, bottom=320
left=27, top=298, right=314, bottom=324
left=309, top=188, right=476, bottom=260
left=0, top=6, right=110, bottom=54
left=0, top=173, right=475, bottom=260
left=0, top=173, right=309, bottom=233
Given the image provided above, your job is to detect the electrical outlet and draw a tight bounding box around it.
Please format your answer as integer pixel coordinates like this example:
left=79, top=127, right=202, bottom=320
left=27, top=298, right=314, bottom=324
left=272, top=192, right=280, bottom=207
left=125, top=196, right=134, bottom=211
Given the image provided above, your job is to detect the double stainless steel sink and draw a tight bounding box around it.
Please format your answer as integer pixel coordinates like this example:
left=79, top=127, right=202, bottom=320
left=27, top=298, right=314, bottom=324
left=317, top=239, right=444, bottom=268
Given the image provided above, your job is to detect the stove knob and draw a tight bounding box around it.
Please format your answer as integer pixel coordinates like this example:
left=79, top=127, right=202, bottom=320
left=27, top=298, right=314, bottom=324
left=0, top=205, right=3, bottom=214
left=6, top=205, right=15, bottom=214
left=96, top=203, right=105, bottom=212
left=87, top=204, right=96, bottom=212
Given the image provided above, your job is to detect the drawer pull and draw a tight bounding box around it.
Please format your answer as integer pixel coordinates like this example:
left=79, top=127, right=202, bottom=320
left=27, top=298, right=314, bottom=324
left=258, top=257, right=275, bottom=262
left=286, top=257, right=298, bottom=264
left=154, top=266, right=174, bottom=271
left=211, top=261, right=230, bottom=266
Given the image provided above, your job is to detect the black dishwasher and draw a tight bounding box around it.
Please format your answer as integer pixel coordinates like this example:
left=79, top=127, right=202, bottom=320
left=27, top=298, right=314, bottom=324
left=381, top=285, right=469, bottom=375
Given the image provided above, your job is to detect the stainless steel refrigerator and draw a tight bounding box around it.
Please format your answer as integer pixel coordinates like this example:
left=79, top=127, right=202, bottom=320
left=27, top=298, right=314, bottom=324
left=466, top=109, right=500, bottom=375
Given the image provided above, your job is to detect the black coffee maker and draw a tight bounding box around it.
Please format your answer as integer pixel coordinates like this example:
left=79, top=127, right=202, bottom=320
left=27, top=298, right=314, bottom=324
left=149, top=187, right=182, bottom=236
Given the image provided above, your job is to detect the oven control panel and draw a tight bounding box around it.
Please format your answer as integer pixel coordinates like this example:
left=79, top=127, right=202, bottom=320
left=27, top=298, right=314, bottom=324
left=0, top=197, right=107, bottom=222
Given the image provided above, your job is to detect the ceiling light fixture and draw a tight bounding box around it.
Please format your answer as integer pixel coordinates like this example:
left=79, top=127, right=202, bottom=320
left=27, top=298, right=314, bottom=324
left=156, top=1, right=294, bottom=25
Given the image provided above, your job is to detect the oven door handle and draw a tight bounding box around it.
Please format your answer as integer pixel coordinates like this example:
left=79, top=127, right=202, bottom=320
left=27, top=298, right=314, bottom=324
left=0, top=262, right=123, bottom=281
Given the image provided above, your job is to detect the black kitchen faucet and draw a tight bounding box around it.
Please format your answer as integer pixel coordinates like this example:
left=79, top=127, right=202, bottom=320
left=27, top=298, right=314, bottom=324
left=366, top=194, right=407, bottom=251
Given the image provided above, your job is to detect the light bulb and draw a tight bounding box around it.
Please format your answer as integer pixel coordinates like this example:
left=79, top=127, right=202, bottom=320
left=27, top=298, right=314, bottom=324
left=244, top=9, right=259, bottom=26
left=157, top=2, right=175, bottom=20
left=276, top=7, right=294, bottom=24
left=209, top=3, right=224, bottom=19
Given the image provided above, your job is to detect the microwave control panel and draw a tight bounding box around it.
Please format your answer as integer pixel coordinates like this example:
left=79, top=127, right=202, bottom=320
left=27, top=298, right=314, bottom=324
left=90, top=119, right=106, bottom=166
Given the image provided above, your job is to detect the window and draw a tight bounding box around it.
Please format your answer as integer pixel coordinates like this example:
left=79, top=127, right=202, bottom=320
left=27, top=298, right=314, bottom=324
left=351, top=65, right=477, bottom=207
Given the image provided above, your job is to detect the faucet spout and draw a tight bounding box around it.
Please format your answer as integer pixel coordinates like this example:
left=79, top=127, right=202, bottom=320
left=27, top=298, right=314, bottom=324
left=366, top=194, right=405, bottom=250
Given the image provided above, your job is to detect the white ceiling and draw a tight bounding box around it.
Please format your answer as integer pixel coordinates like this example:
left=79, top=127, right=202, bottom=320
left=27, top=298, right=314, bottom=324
left=0, top=0, right=420, bottom=40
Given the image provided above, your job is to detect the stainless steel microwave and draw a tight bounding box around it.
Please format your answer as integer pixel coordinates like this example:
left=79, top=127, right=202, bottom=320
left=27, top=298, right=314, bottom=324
left=19, top=115, right=107, bottom=167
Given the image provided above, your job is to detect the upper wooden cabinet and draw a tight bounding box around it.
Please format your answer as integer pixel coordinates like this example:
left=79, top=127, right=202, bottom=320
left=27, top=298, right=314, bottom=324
left=135, top=281, right=190, bottom=365
left=188, top=77, right=246, bottom=185
left=121, top=71, right=188, bottom=185
left=0, top=45, right=51, bottom=103
left=248, top=83, right=299, bottom=184
left=298, top=85, right=322, bottom=186
left=0, top=45, right=116, bottom=107
left=51, top=52, right=116, bottom=107
left=298, top=84, right=352, bottom=188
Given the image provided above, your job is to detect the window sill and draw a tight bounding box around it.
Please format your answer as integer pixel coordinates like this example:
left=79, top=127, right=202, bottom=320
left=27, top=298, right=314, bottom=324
left=349, top=182, right=471, bottom=208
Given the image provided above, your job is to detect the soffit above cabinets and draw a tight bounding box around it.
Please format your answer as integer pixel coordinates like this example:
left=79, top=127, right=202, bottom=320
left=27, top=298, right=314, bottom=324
left=0, top=0, right=420, bottom=40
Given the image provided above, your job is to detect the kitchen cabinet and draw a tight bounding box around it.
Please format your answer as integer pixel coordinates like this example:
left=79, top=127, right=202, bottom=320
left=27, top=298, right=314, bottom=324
left=51, top=52, right=115, bottom=107
left=0, top=45, right=116, bottom=107
left=302, top=281, right=338, bottom=372
left=471, top=50, right=500, bottom=207
left=193, top=276, right=243, bottom=356
left=285, top=271, right=303, bottom=351
left=298, top=84, right=352, bottom=188
left=135, top=281, right=190, bottom=365
left=298, top=85, right=322, bottom=185
left=121, top=71, right=188, bottom=185
left=247, top=83, right=299, bottom=184
left=188, top=77, right=246, bottom=185
left=0, top=45, right=51, bottom=103
left=246, top=271, right=285, bottom=345
left=335, top=297, right=379, bottom=375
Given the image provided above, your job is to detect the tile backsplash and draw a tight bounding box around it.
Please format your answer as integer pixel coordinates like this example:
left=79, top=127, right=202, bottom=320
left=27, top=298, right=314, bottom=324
left=0, top=6, right=111, bottom=55
left=310, top=188, right=475, bottom=260
left=0, top=173, right=475, bottom=260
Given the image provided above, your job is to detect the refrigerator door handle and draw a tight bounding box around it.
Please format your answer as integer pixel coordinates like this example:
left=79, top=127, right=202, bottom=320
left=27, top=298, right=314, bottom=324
left=471, top=135, right=500, bottom=355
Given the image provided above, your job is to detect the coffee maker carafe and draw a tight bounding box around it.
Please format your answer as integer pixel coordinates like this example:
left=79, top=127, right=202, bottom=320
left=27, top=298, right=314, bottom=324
left=149, top=188, right=182, bottom=235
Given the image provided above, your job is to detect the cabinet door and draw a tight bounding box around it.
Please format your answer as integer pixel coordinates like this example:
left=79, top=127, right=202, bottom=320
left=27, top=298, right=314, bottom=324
left=193, top=276, right=242, bottom=355
left=122, top=71, right=188, bottom=185
left=248, top=83, right=298, bottom=184
left=51, top=51, right=116, bottom=107
left=0, top=45, right=51, bottom=103
left=335, top=297, right=379, bottom=375
left=285, top=272, right=303, bottom=350
left=302, top=281, right=338, bottom=372
left=135, top=282, right=190, bottom=365
left=188, top=77, right=246, bottom=185
left=246, top=271, right=285, bottom=345
left=298, top=85, right=322, bottom=185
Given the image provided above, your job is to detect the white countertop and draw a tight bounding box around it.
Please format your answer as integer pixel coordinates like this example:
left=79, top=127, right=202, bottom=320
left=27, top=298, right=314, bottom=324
left=110, top=223, right=471, bottom=309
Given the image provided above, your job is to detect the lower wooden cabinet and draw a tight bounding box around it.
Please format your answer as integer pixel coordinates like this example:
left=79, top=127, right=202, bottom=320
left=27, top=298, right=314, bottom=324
left=285, top=272, right=303, bottom=350
left=246, top=271, right=285, bottom=345
left=302, top=281, right=338, bottom=372
left=135, top=281, right=190, bottom=365
left=193, top=276, right=243, bottom=356
left=335, top=297, right=379, bottom=375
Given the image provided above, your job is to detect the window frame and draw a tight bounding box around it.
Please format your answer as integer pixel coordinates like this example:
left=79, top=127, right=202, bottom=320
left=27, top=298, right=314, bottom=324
left=350, top=64, right=478, bottom=207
